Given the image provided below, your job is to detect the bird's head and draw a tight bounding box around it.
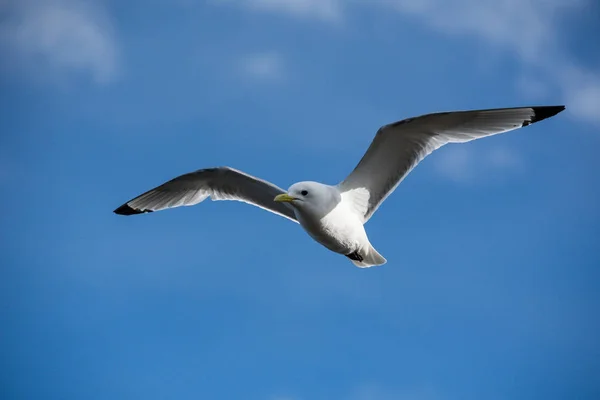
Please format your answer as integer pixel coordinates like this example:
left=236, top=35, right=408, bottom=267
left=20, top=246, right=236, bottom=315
left=274, top=181, right=340, bottom=218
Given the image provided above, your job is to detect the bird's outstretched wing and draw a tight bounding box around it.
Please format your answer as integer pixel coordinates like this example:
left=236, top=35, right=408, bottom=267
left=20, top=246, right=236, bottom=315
left=339, top=105, right=565, bottom=223
left=114, top=166, right=297, bottom=222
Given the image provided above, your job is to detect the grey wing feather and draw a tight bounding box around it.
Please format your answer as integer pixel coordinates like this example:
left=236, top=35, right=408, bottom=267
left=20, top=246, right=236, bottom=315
left=114, top=166, right=297, bottom=222
left=339, top=105, right=565, bottom=222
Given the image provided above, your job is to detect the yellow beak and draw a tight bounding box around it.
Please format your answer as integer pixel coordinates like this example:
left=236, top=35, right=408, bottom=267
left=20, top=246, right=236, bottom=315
left=274, top=193, right=296, bottom=203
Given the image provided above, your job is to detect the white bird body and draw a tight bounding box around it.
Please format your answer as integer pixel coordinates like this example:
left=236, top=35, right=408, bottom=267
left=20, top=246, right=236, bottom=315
left=295, top=201, right=356, bottom=254
left=313, top=200, right=365, bottom=254
left=289, top=184, right=386, bottom=267
left=114, top=105, right=565, bottom=267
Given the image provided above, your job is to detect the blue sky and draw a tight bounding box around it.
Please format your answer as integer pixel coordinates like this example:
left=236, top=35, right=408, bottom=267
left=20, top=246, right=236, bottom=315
left=1, top=1, right=599, bottom=399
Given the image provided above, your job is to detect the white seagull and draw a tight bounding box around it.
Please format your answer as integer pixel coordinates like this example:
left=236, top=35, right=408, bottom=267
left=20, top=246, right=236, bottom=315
left=114, top=105, right=565, bottom=267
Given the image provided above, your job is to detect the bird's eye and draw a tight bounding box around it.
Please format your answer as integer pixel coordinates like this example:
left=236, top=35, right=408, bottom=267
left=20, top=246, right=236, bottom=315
left=301, top=190, right=308, bottom=196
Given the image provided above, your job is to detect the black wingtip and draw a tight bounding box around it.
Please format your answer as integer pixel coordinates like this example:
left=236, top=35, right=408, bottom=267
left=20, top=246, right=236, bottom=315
left=530, top=105, right=566, bottom=124
left=113, top=204, right=152, bottom=216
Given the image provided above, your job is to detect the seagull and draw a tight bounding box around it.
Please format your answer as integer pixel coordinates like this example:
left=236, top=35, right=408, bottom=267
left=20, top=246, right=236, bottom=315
left=114, top=105, right=565, bottom=267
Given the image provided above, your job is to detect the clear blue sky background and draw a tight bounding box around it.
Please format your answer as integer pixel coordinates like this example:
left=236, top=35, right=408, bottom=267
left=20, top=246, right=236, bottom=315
left=1, top=1, right=599, bottom=399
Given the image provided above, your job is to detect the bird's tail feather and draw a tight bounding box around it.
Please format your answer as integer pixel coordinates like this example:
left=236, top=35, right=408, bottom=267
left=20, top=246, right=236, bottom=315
left=350, top=244, right=387, bottom=268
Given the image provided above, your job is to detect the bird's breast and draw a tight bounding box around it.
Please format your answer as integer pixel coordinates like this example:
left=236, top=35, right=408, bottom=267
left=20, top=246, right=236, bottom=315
left=296, top=202, right=367, bottom=255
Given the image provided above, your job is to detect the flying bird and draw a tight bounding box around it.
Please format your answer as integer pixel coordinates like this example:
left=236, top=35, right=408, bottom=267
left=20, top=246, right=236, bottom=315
left=114, top=105, right=565, bottom=267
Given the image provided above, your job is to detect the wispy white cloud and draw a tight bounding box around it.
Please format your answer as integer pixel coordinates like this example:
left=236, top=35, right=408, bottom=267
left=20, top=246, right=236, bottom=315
left=217, top=0, right=600, bottom=125
left=487, top=145, right=523, bottom=170
left=378, top=0, right=582, bottom=62
left=240, top=51, right=285, bottom=81
left=559, top=66, right=600, bottom=124
left=516, top=74, right=552, bottom=101
left=375, top=0, right=600, bottom=125
left=0, top=0, right=119, bottom=84
left=433, top=145, right=522, bottom=183
left=433, top=146, right=473, bottom=183
left=220, top=0, right=342, bottom=22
